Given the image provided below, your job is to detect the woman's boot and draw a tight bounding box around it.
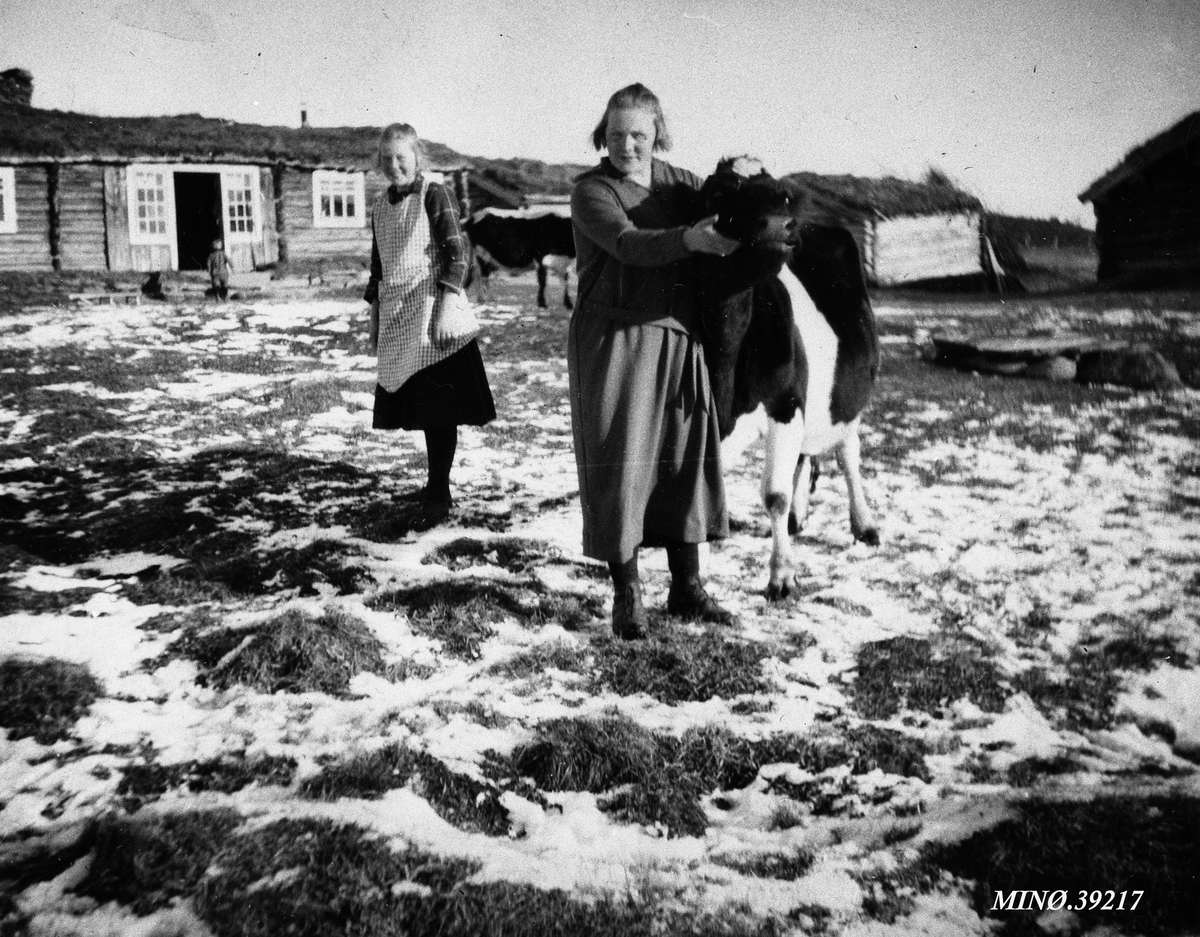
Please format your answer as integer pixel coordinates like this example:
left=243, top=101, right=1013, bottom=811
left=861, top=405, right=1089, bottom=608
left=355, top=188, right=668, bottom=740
left=609, top=553, right=647, bottom=640
left=666, top=543, right=737, bottom=625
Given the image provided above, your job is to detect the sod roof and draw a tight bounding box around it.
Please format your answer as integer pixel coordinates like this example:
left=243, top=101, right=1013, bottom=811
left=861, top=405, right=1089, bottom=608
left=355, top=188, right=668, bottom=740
left=1078, top=109, right=1200, bottom=203
left=784, top=170, right=982, bottom=218
left=0, top=101, right=469, bottom=170
left=0, top=99, right=980, bottom=214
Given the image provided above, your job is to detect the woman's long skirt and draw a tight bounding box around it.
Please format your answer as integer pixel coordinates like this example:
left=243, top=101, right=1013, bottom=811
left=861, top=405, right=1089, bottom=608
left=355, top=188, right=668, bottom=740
left=568, top=312, right=728, bottom=562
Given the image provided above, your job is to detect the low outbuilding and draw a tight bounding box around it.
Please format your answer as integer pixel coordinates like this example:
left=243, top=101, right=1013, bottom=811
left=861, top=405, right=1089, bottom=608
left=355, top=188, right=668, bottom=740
left=784, top=170, right=1007, bottom=290
left=1078, top=110, right=1200, bottom=287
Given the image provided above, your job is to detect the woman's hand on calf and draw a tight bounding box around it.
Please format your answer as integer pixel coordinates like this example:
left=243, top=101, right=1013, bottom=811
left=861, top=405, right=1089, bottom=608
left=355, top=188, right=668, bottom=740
left=683, top=216, right=740, bottom=256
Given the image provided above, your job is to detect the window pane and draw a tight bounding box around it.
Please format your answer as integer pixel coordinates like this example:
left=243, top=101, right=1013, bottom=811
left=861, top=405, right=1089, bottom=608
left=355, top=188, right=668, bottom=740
left=333, top=195, right=343, bottom=217
left=346, top=198, right=355, bottom=218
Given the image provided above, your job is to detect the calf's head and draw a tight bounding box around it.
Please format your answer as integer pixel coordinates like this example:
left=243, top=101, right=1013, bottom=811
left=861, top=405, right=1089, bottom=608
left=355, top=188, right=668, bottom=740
left=700, top=160, right=799, bottom=255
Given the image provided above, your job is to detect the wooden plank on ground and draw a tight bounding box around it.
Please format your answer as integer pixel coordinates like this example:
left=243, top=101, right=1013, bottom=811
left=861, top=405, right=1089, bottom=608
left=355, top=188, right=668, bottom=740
left=68, top=291, right=143, bottom=305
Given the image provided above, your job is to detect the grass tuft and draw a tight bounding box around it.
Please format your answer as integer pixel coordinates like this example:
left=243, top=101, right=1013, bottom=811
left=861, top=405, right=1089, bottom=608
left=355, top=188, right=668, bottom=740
left=508, top=716, right=929, bottom=837
left=430, top=699, right=512, bottom=728
left=117, top=754, right=297, bottom=811
left=854, top=857, right=942, bottom=924
left=123, top=572, right=234, bottom=607
left=74, top=808, right=243, bottom=914
left=1005, top=754, right=1084, bottom=788
left=713, top=848, right=815, bottom=880
left=1014, top=640, right=1128, bottom=731
left=592, top=628, right=774, bottom=705
left=510, top=713, right=709, bottom=836
left=180, top=540, right=370, bottom=597
left=852, top=636, right=1006, bottom=719
left=0, top=657, right=103, bottom=743
left=172, top=607, right=388, bottom=695
left=194, top=817, right=479, bottom=937
left=373, top=580, right=604, bottom=660
left=301, top=742, right=539, bottom=836
left=489, top=641, right=589, bottom=680
left=422, top=536, right=560, bottom=574
left=190, top=813, right=784, bottom=937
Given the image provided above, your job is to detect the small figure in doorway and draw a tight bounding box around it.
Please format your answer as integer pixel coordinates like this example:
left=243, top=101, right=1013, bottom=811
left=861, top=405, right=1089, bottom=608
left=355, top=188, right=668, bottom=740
left=206, top=238, right=233, bottom=301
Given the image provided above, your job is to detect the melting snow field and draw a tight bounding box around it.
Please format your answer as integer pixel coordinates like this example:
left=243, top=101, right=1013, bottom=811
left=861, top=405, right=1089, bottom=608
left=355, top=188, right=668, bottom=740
left=1, top=280, right=1198, bottom=936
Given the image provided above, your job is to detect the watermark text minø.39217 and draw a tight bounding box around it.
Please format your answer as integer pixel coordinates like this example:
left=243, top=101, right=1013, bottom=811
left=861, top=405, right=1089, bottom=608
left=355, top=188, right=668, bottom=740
left=991, top=890, right=1144, bottom=913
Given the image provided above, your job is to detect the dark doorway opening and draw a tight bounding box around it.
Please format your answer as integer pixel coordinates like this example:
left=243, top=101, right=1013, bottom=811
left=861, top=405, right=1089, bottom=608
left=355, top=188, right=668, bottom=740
left=173, top=172, right=223, bottom=271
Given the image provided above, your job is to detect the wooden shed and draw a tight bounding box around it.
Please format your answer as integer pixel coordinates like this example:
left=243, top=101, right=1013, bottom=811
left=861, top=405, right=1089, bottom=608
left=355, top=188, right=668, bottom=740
left=0, top=72, right=520, bottom=275
left=783, top=171, right=1004, bottom=290
left=1078, top=110, right=1200, bottom=287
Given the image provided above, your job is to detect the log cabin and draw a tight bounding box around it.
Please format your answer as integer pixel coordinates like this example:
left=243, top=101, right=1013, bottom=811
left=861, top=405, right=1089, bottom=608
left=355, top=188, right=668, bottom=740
left=0, top=69, right=523, bottom=275
left=1078, top=110, right=1200, bottom=287
left=783, top=170, right=1006, bottom=290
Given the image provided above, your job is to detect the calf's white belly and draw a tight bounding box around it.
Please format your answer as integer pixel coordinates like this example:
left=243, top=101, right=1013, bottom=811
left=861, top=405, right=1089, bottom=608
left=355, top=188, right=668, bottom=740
left=777, top=265, right=848, bottom=454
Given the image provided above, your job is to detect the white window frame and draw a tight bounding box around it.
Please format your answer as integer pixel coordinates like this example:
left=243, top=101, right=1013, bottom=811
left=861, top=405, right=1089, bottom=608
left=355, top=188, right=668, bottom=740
left=222, top=169, right=258, bottom=242
left=0, top=167, right=16, bottom=234
left=127, top=166, right=175, bottom=246
left=311, top=170, right=366, bottom=228
left=0, top=164, right=15, bottom=231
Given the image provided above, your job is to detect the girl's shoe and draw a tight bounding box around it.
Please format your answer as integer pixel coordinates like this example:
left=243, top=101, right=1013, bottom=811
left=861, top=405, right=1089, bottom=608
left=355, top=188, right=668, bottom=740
left=394, top=486, right=429, bottom=504
left=407, top=496, right=452, bottom=531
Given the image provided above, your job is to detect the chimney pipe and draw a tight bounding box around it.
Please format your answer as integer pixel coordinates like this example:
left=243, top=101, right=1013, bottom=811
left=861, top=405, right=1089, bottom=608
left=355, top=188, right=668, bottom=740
left=300, top=107, right=309, bottom=129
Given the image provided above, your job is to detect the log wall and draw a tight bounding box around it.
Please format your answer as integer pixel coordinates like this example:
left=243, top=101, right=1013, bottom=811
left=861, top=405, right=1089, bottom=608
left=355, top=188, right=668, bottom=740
left=57, top=164, right=109, bottom=270
left=278, top=168, right=383, bottom=266
left=870, top=212, right=982, bottom=286
left=0, top=165, right=51, bottom=271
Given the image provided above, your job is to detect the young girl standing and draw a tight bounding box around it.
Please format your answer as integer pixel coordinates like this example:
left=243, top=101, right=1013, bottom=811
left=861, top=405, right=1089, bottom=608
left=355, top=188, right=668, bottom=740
left=365, top=123, right=495, bottom=529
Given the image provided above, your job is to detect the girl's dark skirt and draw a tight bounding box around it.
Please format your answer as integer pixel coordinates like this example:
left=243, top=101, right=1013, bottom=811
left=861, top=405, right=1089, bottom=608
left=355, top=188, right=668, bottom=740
left=373, top=340, right=496, bottom=430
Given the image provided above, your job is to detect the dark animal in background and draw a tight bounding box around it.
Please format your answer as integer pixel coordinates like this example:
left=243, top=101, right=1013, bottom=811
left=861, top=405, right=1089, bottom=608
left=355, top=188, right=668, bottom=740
left=464, top=242, right=502, bottom=302
left=464, top=208, right=576, bottom=309
left=696, top=160, right=880, bottom=599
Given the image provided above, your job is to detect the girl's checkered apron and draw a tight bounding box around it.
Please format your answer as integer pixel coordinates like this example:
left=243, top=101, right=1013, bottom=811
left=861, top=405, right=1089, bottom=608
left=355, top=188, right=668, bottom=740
left=373, top=178, right=471, bottom=392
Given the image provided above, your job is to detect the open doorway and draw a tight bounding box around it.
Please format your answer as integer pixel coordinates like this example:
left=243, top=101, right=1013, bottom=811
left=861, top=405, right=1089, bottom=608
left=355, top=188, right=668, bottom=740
left=173, top=172, right=223, bottom=271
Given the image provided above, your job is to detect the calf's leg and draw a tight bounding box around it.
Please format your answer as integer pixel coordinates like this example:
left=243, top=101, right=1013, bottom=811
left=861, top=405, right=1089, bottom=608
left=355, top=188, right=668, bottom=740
left=762, top=415, right=807, bottom=600
left=562, top=266, right=574, bottom=310
left=835, top=424, right=879, bottom=545
left=536, top=262, right=549, bottom=308
left=787, top=455, right=814, bottom=536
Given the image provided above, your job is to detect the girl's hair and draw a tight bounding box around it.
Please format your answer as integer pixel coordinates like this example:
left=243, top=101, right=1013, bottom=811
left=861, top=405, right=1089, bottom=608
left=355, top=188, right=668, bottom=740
left=590, top=83, right=671, bottom=152
left=377, top=123, right=426, bottom=170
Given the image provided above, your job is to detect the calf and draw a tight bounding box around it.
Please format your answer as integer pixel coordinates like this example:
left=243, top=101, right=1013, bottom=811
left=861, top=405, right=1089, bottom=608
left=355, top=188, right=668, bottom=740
left=464, top=209, right=576, bottom=309
left=697, top=164, right=880, bottom=599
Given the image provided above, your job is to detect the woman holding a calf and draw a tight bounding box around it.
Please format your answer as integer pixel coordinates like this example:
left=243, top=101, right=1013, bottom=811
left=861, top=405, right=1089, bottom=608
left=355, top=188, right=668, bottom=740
left=569, top=83, right=740, bottom=639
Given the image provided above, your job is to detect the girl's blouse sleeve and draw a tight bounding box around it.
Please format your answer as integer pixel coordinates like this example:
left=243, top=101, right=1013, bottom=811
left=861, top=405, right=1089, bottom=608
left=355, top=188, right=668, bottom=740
left=425, top=183, right=468, bottom=293
left=363, top=212, right=382, bottom=303
left=571, top=177, right=690, bottom=267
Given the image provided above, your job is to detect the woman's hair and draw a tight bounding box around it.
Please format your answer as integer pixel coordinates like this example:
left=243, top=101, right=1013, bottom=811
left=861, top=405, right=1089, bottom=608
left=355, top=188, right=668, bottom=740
left=377, top=123, right=426, bottom=170
left=590, top=83, right=671, bottom=152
